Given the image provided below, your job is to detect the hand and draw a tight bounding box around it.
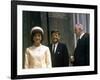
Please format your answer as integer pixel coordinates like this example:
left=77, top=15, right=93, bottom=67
left=70, top=56, right=74, bottom=63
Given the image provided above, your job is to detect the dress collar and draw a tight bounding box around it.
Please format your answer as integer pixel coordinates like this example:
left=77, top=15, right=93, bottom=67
left=33, top=44, right=42, bottom=48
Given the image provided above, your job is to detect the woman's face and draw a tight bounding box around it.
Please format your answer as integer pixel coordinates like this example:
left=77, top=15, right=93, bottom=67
left=33, top=32, right=42, bottom=46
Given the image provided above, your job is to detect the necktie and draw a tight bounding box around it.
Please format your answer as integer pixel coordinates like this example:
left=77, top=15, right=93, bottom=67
left=52, top=44, right=55, bottom=54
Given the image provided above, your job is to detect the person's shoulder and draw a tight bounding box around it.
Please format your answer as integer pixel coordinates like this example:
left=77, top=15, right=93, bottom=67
left=58, top=43, right=67, bottom=48
left=25, top=46, right=33, bottom=54
left=84, top=33, right=89, bottom=38
left=59, top=42, right=66, bottom=46
left=26, top=46, right=33, bottom=51
left=41, top=45, right=49, bottom=49
left=85, top=33, right=89, bottom=35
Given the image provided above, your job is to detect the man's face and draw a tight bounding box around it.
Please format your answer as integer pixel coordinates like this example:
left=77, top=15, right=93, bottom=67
left=51, top=32, right=60, bottom=43
left=74, top=27, right=81, bottom=37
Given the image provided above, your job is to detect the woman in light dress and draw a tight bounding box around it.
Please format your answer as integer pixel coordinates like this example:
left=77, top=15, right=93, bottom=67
left=24, top=26, right=52, bottom=69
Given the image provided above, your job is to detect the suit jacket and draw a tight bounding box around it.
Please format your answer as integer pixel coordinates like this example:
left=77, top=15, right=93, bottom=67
left=73, top=33, right=89, bottom=66
left=49, top=42, right=69, bottom=67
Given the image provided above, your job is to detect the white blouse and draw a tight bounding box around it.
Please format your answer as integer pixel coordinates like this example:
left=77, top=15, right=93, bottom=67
left=24, top=44, right=52, bottom=69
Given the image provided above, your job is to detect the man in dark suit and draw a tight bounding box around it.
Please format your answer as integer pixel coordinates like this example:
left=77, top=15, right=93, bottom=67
left=73, top=24, right=89, bottom=66
left=49, top=30, right=69, bottom=67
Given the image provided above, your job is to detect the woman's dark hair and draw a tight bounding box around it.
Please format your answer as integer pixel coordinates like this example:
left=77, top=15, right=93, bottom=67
left=31, top=29, right=43, bottom=43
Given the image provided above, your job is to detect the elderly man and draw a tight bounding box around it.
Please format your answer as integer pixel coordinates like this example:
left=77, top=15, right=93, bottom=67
left=73, top=24, right=90, bottom=66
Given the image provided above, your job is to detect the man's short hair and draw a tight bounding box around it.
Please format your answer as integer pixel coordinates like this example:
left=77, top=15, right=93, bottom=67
left=51, top=30, right=60, bottom=35
left=75, top=24, right=84, bottom=31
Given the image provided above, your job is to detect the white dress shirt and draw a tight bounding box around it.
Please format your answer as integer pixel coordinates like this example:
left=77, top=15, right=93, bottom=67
left=80, top=33, right=85, bottom=39
left=52, top=43, right=58, bottom=53
left=24, top=44, right=52, bottom=69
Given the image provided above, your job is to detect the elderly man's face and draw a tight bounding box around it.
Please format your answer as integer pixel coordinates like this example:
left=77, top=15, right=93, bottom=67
left=74, top=26, right=81, bottom=37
